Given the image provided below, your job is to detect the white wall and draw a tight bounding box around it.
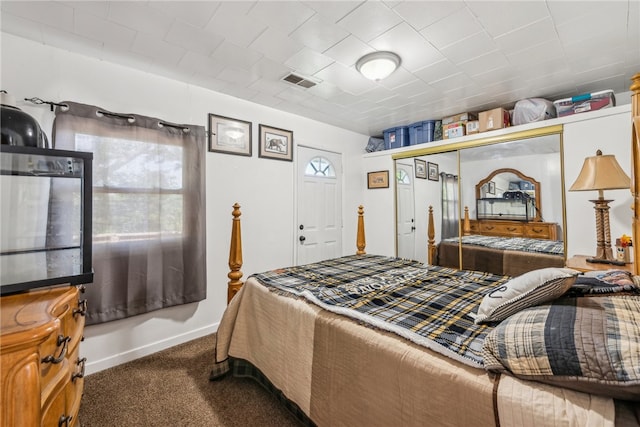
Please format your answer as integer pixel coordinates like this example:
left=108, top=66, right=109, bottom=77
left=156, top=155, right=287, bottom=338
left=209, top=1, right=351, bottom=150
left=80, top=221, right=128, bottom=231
left=1, top=34, right=369, bottom=374
left=563, top=109, right=633, bottom=257
left=362, top=104, right=633, bottom=262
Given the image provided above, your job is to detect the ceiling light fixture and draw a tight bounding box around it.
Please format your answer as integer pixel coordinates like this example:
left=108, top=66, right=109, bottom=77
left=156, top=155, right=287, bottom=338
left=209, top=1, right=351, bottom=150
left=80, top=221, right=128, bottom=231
left=356, top=51, right=401, bottom=81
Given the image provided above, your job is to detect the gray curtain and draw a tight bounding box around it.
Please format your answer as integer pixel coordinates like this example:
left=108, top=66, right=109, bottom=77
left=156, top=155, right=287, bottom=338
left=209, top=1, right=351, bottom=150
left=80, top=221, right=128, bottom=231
left=440, top=172, right=459, bottom=239
left=53, top=102, right=206, bottom=325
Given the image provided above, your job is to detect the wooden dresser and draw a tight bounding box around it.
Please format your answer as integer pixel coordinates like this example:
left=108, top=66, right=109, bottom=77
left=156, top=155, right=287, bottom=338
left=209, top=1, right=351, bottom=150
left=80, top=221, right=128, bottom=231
left=467, top=219, right=559, bottom=240
left=1, top=285, right=87, bottom=427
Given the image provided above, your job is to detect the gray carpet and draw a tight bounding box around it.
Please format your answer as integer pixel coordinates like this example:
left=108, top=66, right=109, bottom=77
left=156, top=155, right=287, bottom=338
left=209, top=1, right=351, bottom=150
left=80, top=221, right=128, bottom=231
left=79, top=334, right=300, bottom=426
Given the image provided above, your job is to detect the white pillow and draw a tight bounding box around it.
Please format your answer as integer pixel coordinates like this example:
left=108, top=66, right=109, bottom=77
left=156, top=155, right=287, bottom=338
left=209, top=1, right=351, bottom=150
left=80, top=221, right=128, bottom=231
left=475, top=267, right=579, bottom=324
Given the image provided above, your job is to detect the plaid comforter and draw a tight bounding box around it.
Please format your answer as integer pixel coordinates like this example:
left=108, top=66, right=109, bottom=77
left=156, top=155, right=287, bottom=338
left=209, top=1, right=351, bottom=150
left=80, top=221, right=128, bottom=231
left=443, top=235, right=564, bottom=255
left=482, top=296, right=640, bottom=400
left=252, top=254, right=510, bottom=368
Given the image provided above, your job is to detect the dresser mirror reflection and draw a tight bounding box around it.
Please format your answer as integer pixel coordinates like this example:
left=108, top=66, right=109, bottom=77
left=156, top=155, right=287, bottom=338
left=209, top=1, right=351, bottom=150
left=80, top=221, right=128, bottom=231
left=474, top=168, right=540, bottom=222
left=394, top=126, right=567, bottom=276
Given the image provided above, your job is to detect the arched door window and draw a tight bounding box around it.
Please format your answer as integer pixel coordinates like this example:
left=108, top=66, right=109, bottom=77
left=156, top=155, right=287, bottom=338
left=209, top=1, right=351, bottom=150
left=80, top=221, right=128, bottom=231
left=396, top=169, right=411, bottom=185
left=305, top=156, right=336, bottom=178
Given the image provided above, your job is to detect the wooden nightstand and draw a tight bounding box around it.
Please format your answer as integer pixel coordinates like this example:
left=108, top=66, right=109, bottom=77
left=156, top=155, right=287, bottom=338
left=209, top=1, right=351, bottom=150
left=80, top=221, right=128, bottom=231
left=566, top=255, right=634, bottom=273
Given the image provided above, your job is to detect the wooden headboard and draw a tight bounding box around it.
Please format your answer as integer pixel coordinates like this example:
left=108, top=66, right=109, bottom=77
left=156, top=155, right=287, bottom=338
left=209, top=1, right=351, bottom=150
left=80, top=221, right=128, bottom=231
left=226, top=204, right=368, bottom=303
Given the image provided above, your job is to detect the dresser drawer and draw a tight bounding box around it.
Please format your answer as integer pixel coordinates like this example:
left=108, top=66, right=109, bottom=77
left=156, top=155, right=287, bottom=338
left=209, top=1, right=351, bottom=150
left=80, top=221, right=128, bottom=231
left=41, top=376, right=70, bottom=427
left=524, top=223, right=556, bottom=240
left=477, top=222, right=524, bottom=237
left=39, top=323, right=69, bottom=388
left=66, top=345, right=85, bottom=421
left=54, top=290, right=86, bottom=353
left=467, top=219, right=558, bottom=240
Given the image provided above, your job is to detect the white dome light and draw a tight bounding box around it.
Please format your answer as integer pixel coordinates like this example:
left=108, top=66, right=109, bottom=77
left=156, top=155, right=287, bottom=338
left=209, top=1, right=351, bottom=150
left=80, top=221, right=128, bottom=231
left=356, top=51, right=401, bottom=81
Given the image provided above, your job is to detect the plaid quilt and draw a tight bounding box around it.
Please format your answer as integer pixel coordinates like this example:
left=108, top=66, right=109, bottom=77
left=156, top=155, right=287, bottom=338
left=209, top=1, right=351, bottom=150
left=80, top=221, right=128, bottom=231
left=482, top=296, right=640, bottom=400
left=251, top=254, right=510, bottom=368
left=443, top=235, right=564, bottom=255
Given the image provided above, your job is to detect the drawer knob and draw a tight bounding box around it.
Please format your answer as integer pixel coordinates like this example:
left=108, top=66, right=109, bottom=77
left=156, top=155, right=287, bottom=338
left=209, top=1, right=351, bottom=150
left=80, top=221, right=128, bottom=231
left=58, top=414, right=73, bottom=427
left=42, top=335, right=70, bottom=364
left=72, top=357, right=87, bottom=382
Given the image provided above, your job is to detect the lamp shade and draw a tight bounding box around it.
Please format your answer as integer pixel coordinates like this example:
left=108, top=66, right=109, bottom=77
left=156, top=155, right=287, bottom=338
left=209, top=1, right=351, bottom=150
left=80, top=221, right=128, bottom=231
left=356, top=51, right=401, bottom=81
left=569, top=150, right=630, bottom=191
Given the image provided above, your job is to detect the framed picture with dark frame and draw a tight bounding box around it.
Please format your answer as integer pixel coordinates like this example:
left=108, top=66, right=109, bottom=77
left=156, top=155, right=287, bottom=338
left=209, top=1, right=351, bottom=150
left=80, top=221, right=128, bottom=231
left=414, top=159, right=427, bottom=179
left=427, top=162, right=439, bottom=181
left=208, top=113, right=252, bottom=156
left=488, top=181, right=496, bottom=195
left=367, top=170, right=389, bottom=189
left=259, top=124, right=293, bottom=161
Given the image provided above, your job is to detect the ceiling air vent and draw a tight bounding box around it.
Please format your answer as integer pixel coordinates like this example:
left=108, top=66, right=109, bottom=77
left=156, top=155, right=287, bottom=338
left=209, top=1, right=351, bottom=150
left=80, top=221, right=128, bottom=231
left=282, top=73, right=317, bottom=89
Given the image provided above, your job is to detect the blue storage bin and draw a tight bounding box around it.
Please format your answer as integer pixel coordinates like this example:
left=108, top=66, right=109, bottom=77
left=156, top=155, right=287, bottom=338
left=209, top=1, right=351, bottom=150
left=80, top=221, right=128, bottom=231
left=383, top=126, right=409, bottom=150
left=408, top=120, right=436, bottom=145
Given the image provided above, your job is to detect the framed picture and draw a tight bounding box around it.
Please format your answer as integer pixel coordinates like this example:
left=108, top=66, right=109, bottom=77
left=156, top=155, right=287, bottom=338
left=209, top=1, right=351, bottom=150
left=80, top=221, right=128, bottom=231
left=488, top=181, right=496, bottom=195
left=427, top=162, right=439, bottom=181
left=367, top=170, right=389, bottom=189
left=414, top=159, right=427, bottom=179
left=208, top=113, right=252, bottom=156
left=259, top=124, right=293, bottom=161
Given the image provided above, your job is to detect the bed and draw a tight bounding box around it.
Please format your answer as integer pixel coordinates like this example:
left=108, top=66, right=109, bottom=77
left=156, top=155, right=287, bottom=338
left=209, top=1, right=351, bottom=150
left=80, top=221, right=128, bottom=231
left=430, top=207, right=565, bottom=276
left=211, top=207, right=639, bottom=426
left=210, top=76, right=640, bottom=426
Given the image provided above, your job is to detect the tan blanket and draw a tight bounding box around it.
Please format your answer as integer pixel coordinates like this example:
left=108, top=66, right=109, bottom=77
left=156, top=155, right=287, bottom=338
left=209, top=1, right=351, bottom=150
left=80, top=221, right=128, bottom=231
left=215, top=277, right=618, bottom=427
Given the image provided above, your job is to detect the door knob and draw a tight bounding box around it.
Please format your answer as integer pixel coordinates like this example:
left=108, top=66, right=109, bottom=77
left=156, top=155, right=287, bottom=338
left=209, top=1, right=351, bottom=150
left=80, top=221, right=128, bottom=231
left=299, top=236, right=306, bottom=242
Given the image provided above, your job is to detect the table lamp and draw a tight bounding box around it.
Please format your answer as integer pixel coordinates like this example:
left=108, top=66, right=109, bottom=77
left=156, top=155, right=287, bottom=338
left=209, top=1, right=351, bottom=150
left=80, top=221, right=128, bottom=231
left=569, top=149, right=631, bottom=264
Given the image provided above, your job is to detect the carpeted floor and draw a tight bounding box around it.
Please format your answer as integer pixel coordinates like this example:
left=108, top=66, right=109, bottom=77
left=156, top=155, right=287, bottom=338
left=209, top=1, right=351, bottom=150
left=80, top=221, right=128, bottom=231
left=79, top=334, right=300, bottom=426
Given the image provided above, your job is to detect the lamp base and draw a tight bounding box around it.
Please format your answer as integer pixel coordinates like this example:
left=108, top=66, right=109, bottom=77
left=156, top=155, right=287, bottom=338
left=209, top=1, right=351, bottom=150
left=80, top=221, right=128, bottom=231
left=585, top=257, right=627, bottom=266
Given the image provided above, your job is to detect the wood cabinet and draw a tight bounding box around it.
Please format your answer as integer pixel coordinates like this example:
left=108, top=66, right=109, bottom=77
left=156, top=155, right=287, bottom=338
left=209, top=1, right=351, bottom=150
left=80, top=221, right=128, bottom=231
left=1, top=286, right=86, bottom=427
left=566, top=255, right=634, bottom=273
left=467, top=219, right=558, bottom=240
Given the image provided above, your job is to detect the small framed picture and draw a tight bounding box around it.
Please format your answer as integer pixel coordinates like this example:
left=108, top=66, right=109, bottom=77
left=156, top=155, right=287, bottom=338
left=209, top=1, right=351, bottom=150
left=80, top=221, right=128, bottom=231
left=414, top=159, right=427, bottom=179
left=208, top=113, right=252, bottom=156
left=367, top=170, right=389, bottom=189
left=488, top=181, right=496, bottom=195
left=259, top=124, right=293, bottom=161
left=427, top=162, right=439, bottom=181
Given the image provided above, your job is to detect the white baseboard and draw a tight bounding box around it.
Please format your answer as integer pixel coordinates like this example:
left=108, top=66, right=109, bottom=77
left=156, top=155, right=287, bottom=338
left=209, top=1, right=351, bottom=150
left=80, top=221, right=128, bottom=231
left=85, top=323, right=219, bottom=375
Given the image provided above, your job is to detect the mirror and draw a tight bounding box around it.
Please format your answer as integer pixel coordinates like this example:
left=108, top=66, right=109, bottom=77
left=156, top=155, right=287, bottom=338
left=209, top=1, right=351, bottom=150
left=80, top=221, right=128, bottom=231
left=475, top=168, right=540, bottom=222
left=394, top=126, right=566, bottom=276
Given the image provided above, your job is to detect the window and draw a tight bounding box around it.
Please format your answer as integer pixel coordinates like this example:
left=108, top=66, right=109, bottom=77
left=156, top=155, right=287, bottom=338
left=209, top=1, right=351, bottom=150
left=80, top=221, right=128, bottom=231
left=396, top=169, right=411, bottom=185
left=53, top=102, right=206, bottom=324
left=305, top=156, right=336, bottom=178
left=75, top=134, right=184, bottom=242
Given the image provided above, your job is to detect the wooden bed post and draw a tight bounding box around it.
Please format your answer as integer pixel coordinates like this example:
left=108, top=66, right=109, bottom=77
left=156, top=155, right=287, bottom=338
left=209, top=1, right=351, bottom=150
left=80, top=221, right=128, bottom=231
left=227, top=203, right=244, bottom=304
left=356, top=205, right=366, bottom=255
left=463, top=206, right=471, bottom=236
left=631, top=73, right=640, bottom=275
left=427, top=206, right=436, bottom=264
